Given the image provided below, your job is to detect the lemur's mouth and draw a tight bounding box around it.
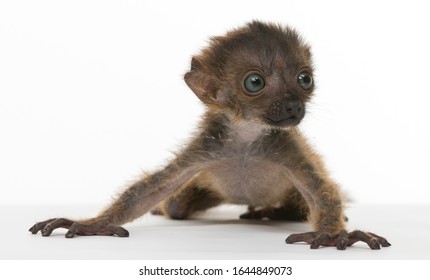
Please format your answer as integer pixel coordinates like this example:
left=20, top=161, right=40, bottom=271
left=263, top=115, right=302, bottom=127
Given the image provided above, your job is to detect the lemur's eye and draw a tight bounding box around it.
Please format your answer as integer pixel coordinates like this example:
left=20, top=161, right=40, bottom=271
left=297, top=72, right=313, bottom=90
left=243, top=73, right=265, bottom=95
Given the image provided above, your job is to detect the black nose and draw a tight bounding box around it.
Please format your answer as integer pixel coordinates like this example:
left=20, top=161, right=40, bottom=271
left=265, top=100, right=305, bottom=126
left=285, top=101, right=303, bottom=117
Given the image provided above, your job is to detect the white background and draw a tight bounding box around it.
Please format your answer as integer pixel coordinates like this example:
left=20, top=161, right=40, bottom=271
left=1, top=0, right=429, bottom=206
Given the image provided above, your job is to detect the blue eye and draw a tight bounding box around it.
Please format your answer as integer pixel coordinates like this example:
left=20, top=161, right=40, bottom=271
left=297, top=72, right=313, bottom=90
left=243, top=73, right=265, bottom=95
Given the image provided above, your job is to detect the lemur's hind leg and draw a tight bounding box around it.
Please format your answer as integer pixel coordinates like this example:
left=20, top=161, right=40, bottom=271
left=240, top=188, right=309, bottom=221
left=152, top=180, right=223, bottom=220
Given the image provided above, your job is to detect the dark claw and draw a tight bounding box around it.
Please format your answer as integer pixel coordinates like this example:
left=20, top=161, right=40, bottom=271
left=310, top=241, right=320, bottom=249
left=348, top=230, right=388, bottom=249
left=369, top=239, right=381, bottom=250
left=107, top=224, right=130, bottom=237
left=368, top=232, right=391, bottom=247
left=337, top=239, right=347, bottom=250
left=65, top=231, right=76, bottom=238
left=310, top=232, right=330, bottom=249
left=116, top=228, right=129, bottom=237
left=40, top=218, right=74, bottom=237
left=41, top=225, right=53, bottom=237
left=336, top=230, right=348, bottom=250
left=28, top=225, right=37, bottom=234
left=65, top=223, right=80, bottom=238
left=29, top=218, right=56, bottom=234
left=285, top=236, right=294, bottom=244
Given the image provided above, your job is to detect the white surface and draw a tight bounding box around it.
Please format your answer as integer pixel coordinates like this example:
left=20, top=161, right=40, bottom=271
left=2, top=204, right=429, bottom=260
left=1, top=0, right=430, bottom=206
left=1, top=0, right=429, bottom=263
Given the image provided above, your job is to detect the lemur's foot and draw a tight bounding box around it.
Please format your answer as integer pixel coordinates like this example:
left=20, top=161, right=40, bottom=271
left=286, top=230, right=391, bottom=250
left=29, top=218, right=129, bottom=238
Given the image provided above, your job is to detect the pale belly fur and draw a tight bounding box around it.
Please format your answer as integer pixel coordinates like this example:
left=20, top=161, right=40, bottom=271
left=204, top=157, right=293, bottom=206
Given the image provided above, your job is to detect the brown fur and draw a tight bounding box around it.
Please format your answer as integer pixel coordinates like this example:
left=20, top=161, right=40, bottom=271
left=29, top=21, right=390, bottom=250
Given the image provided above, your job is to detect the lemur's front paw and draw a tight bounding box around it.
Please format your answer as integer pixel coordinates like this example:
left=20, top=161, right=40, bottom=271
left=285, top=230, right=391, bottom=250
left=29, top=218, right=129, bottom=238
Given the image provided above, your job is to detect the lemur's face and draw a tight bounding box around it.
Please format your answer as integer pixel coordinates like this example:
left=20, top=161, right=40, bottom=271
left=185, top=21, right=314, bottom=128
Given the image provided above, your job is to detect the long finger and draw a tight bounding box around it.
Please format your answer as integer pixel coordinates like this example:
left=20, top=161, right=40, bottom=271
left=65, top=222, right=82, bottom=238
left=367, top=232, right=391, bottom=247
left=29, top=218, right=56, bottom=234
left=285, top=232, right=317, bottom=245
left=41, top=218, right=74, bottom=237
left=107, top=224, right=130, bottom=237
left=348, top=230, right=380, bottom=250
left=336, top=230, right=348, bottom=250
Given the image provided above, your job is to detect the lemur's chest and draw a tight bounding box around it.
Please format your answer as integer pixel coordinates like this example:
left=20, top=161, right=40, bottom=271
left=203, top=122, right=293, bottom=206
left=206, top=156, right=290, bottom=206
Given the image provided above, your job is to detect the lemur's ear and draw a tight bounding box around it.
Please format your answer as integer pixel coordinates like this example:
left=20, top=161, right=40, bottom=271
left=184, top=57, right=225, bottom=106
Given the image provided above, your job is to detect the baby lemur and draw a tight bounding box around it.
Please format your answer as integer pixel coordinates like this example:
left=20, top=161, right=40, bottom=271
left=30, top=21, right=390, bottom=250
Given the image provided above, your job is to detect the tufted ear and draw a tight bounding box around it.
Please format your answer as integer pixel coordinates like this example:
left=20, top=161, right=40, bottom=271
left=184, top=57, right=223, bottom=105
